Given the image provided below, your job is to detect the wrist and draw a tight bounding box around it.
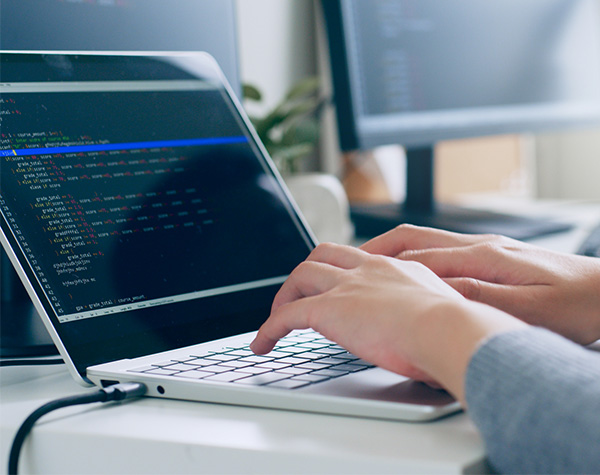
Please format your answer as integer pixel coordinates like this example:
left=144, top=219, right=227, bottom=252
left=409, top=299, right=526, bottom=404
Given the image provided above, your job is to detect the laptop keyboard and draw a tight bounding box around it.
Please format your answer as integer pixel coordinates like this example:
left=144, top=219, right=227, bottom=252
left=127, top=330, right=374, bottom=389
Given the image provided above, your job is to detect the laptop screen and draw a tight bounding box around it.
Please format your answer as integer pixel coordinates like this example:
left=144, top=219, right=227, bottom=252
left=0, top=53, right=315, bottom=373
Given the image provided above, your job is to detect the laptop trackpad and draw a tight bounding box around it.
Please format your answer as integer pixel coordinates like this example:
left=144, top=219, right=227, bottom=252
left=298, top=367, right=455, bottom=406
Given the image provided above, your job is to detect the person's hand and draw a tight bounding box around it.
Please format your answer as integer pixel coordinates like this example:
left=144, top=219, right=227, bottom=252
left=251, top=242, right=523, bottom=403
left=361, top=225, right=600, bottom=345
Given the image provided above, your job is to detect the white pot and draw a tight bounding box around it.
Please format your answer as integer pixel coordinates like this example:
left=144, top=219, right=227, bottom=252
left=285, top=173, right=354, bottom=244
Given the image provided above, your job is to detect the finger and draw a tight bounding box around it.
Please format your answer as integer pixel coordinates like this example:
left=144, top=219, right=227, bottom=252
left=396, top=242, right=521, bottom=283
left=250, top=297, right=320, bottom=354
left=307, top=242, right=368, bottom=269
left=271, top=261, right=343, bottom=313
left=360, top=224, right=492, bottom=257
left=443, top=277, right=535, bottom=318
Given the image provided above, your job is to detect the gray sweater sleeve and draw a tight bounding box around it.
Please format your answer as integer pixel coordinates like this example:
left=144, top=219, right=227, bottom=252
left=465, top=327, right=600, bottom=474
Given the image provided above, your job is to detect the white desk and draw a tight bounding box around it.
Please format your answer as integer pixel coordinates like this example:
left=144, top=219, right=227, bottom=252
left=1, top=200, right=599, bottom=474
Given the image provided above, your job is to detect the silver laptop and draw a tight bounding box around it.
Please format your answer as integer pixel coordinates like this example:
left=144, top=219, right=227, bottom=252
left=0, top=51, right=459, bottom=422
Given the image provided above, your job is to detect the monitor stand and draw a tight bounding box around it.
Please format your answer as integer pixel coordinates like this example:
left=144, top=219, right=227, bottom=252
left=350, top=146, right=573, bottom=240
left=1, top=250, right=57, bottom=357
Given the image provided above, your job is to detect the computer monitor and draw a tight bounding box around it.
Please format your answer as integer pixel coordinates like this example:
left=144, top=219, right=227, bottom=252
left=0, top=0, right=240, bottom=94
left=0, top=0, right=241, bottom=356
left=321, top=0, right=600, bottom=238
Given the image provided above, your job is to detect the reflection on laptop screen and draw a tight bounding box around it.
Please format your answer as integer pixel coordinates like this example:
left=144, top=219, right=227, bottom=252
left=0, top=53, right=314, bottom=366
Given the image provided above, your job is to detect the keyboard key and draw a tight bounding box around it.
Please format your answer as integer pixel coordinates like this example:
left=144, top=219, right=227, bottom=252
left=314, top=357, right=348, bottom=366
left=234, top=366, right=272, bottom=375
left=201, top=365, right=235, bottom=374
left=296, top=362, right=330, bottom=370
left=179, top=358, right=217, bottom=367
left=334, top=363, right=370, bottom=372
left=329, top=345, right=347, bottom=351
left=311, top=369, right=349, bottom=378
left=162, top=363, right=201, bottom=372
left=175, top=357, right=204, bottom=364
left=332, top=353, right=359, bottom=361
left=296, top=342, right=330, bottom=350
left=274, top=346, right=310, bottom=354
left=290, top=352, right=326, bottom=360
left=256, top=362, right=292, bottom=370
left=224, top=349, right=254, bottom=357
left=220, top=360, right=254, bottom=369
left=313, top=348, right=347, bottom=355
left=153, top=360, right=178, bottom=367
left=264, top=350, right=291, bottom=359
left=233, top=373, right=291, bottom=386
left=277, top=356, right=309, bottom=365
left=145, top=368, right=181, bottom=376
left=238, top=355, right=274, bottom=364
left=204, top=354, right=240, bottom=362
left=312, top=336, right=335, bottom=344
left=353, top=359, right=375, bottom=367
left=277, top=367, right=312, bottom=375
left=273, top=340, right=298, bottom=347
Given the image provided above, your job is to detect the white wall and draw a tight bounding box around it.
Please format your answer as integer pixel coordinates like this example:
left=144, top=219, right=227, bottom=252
left=536, top=127, right=600, bottom=200
left=534, top=0, right=600, bottom=201
left=235, top=0, right=323, bottom=172
left=235, top=0, right=317, bottom=113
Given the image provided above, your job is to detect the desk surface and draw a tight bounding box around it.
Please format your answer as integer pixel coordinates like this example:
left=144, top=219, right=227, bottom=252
left=0, top=366, right=486, bottom=474
left=1, top=199, right=599, bottom=474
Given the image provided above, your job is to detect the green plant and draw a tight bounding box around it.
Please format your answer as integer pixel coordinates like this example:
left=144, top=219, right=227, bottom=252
left=243, top=76, right=325, bottom=174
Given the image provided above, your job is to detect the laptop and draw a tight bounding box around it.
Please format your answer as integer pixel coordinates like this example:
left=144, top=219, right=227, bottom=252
left=0, top=51, right=460, bottom=421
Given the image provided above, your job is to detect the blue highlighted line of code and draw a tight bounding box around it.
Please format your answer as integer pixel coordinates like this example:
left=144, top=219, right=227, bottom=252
left=0, top=136, right=248, bottom=157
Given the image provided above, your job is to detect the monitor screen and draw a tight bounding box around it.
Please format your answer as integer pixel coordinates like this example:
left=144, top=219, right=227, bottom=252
left=0, top=0, right=240, bottom=94
left=323, top=0, right=600, bottom=150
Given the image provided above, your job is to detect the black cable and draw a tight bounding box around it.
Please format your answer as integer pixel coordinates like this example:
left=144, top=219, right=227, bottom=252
left=8, top=382, right=147, bottom=475
left=0, top=358, right=64, bottom=367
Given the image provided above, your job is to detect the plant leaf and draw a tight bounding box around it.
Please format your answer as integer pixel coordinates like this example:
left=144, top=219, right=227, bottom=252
left=242, top=83, right=262, bottom=101
left=284, top=76, right=320, bottom=101
left=280, top=117, right=320, bottom=146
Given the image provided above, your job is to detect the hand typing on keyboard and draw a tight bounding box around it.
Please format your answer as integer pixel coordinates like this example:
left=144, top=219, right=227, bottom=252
left=251, top=225, right=600, bottom=405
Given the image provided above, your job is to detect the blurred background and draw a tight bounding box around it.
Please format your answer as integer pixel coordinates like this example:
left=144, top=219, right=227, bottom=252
left=237, top=0, right=600, bottom=204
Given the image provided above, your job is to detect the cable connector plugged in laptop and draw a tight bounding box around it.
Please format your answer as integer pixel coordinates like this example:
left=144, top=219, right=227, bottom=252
left=99, top=381, right=147, bottom=401
left=8, top=382, right=147, bottom=475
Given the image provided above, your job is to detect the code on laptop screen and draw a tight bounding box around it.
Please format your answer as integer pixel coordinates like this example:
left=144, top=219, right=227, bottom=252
left=0, top=55, right=313, bottom=326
